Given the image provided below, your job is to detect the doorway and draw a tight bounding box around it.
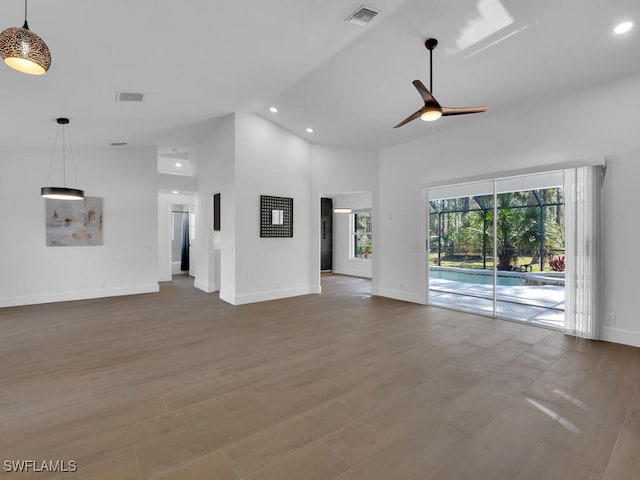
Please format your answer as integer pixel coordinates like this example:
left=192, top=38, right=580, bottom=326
left=158, top=192, right=196, bottom=283
left=319, top=191, right=373, bottom=295
left=171, top=208, right=190, bottom=275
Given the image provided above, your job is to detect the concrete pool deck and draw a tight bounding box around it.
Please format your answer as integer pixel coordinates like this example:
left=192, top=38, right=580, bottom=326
left=429, top=278, right=565, bottom=328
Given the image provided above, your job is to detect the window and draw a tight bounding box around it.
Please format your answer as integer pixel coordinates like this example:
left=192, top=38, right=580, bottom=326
left=352, top=211, right=372, bottom=259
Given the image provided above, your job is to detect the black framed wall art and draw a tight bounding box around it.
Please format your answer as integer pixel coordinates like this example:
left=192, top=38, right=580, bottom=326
left=260, top=195, right=293, bottom=237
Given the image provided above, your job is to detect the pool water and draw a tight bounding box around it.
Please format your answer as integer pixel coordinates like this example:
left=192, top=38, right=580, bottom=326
left=429, top=269, right=526, bottom=286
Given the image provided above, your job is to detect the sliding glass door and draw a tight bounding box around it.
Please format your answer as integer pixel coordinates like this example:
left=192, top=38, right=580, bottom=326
left=493, top=174, right=565, bottom=327
left=428, top=172, right=566, bottom=328
left=428, top=180, right=496, bottom=317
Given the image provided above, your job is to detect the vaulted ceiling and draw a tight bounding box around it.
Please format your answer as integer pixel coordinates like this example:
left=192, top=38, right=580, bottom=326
left=1, top=0, right=638, bottom=153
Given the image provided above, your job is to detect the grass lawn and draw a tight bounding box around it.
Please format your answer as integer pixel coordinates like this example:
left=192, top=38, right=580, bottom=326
left=429, top=255, right=547, bottom=272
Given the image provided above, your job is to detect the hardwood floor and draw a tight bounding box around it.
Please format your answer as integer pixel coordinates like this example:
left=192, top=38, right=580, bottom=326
left=1, top=274, right=639, bottom=479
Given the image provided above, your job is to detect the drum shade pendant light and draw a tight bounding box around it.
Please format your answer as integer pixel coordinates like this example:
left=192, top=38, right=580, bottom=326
left=41, top=118, right=84, bottom=201
left=0, top=0, right=51, bottom=75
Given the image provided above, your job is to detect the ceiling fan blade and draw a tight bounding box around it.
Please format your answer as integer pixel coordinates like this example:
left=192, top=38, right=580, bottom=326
left=412, top=80, right=441, bottom=107
left=441, top=106, right=487, bottom=116
left=393, top=108, right=424, bottom=128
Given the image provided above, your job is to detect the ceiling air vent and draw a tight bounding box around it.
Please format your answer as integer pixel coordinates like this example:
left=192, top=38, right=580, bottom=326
left=345, top=5, right=380, bottom=26
left=115, top=91, right=144, bottom=102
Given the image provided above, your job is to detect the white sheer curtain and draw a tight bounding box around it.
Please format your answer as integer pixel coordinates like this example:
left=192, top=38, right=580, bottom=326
left=564, top=165, right=604, bottom=339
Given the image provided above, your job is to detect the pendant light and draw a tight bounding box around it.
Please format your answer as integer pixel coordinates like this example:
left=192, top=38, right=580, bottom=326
left=0, top=0, right=51, bottom=75
left=41, top=118, right=85, bottom=201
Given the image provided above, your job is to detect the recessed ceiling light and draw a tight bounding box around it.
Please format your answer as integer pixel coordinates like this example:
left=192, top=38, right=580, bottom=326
left=306, top=127, right=314, bottom=133
left=172, top=190, right=179, bottom=194
left=269, top=106, right=278, bottom=113
left=175, top=162, right=182, bottom=167
left=614, top=21, right=634, bottom=34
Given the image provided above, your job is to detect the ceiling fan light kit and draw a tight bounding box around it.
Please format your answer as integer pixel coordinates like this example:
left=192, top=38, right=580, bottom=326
left=0, top=0, right=51, bottom=75
left=420, top=106, right=442, bottom=122
left=394, top=38, right=486, bottom=128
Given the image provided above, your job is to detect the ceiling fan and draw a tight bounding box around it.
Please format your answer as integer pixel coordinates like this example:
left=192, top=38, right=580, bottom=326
left=394, top=38, right=487, bottom=128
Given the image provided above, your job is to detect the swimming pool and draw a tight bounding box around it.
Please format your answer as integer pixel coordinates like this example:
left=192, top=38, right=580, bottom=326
left=429, top=268, right=526, bottom=286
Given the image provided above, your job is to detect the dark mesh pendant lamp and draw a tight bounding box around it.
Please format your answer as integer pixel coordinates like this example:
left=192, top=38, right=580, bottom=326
left=41, top=118, right=85, bottom=201
left=0, top=0, right=51, bottom=75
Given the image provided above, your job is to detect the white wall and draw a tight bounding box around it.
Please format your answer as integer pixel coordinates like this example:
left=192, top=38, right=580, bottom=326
left=602, top=146, right=640, bottom=347
left=377, top=71, right=640, bottom=346
left=232, top=113, right=314, bottom=304
left=157, top=172, right=197, bottom=195
left=311, top=144, right=378, bottom=289
left=194, top=115, right=235, bottom=294
left=311, top=145, right=378, bottom=194
left=331, top=192, right=372, bottom=278
left=0, top=147, right=159, bottom=307
left=158, top=193, right=172, bottom=282
left=193, top=116, right=379, bottom=304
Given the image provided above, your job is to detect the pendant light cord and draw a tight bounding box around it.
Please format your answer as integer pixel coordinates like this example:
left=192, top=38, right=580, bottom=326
left=23, top=0, right=29, bottom=29
left=67, top=126, right=80, bottom=188
left=62, top=123, right=67, bottom=188
left=430, top=47, right=433, bottom=93
left=45, top=121, right=80, bottom=189
left=45, top=127, right=60, bottom=186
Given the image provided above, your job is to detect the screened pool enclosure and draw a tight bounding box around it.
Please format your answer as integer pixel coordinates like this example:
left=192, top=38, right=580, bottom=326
left=428, top=173, right=566, bottom=327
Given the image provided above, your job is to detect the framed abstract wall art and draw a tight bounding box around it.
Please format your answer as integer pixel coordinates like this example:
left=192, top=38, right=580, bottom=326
left=45, top=196, right=103, bottom=246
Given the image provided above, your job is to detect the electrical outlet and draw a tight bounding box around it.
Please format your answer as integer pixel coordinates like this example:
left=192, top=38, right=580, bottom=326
left=605, top=312, right=616, bottom=326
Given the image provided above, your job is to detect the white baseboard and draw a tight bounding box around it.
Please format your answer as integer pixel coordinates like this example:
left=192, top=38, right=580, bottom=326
left=600, top=326, right=640, bottom=348
left=219, top=290, right=234, bottom=304
left=220, top=286, right=320, bottom=306
left=332, top=267, right=372, bottom=279
left=371, top=287, right=426, bottom=305
left=0, top=284, right=160, bottom=308
left=158, top=274, right=172, bottom=282
left=194, top=280, right=218, bottom=293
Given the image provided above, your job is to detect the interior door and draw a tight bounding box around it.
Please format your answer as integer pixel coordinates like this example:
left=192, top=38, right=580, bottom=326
left=320, top=197, right=333, bottom=271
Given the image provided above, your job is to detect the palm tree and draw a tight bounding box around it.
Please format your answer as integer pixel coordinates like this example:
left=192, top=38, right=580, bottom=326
left=491, top=193, right=540, bottom=271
